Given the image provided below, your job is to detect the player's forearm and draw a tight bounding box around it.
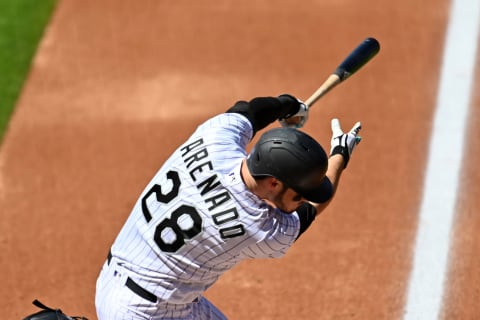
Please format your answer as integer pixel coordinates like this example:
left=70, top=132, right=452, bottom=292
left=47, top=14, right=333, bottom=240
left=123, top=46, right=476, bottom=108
left=313, top=118, right=362, bottom=214
left=310, top=154, right=345, bottom=213
left=326, top=154, right=346, bottom=189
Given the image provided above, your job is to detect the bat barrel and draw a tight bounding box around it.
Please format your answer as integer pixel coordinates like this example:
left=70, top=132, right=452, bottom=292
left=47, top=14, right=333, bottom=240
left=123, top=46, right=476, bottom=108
left=305, top=37, right=380, bottom=108
left=334, top=37, right=380, bottom=81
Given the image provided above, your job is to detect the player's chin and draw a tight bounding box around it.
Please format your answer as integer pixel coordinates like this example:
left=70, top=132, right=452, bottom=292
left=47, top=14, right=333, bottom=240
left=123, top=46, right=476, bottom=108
left=278, top=204, right=300, bottom=214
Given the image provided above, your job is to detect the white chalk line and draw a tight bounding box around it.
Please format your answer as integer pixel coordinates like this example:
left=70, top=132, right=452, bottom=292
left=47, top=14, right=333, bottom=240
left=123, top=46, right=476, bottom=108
left=403, top=0, right=480, bottom=319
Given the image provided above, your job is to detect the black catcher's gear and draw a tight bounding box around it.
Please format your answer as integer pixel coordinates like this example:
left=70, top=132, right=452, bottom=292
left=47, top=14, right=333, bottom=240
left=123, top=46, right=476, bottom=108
left=22, top=300, right=88, bottom=320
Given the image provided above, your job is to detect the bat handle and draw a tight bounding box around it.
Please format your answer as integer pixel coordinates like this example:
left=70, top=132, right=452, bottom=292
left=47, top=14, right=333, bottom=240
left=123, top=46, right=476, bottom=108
left=305, top=74, right=341, bottom=107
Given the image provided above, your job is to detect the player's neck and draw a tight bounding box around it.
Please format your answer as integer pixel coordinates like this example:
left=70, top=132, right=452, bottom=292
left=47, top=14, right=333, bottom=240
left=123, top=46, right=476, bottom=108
left=240, top=159, right=260, bottom=193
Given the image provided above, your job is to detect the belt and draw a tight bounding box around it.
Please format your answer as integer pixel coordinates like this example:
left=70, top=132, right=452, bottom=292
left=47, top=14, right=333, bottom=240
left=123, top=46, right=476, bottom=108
left=107, top=250, right=158, bottom=303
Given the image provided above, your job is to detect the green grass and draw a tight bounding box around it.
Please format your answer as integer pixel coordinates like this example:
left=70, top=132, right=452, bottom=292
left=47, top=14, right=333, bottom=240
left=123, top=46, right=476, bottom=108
left=0, top=0, right=57, bottom=144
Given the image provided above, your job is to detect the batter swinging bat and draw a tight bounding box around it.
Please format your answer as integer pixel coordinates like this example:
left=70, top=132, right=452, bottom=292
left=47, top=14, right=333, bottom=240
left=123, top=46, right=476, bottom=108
left=305, top=37, right=380, bottom=107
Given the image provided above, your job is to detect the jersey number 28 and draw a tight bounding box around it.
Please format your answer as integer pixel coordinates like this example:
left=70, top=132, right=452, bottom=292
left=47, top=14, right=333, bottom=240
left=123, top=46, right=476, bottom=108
left=141, top=170, right=202, bottom=253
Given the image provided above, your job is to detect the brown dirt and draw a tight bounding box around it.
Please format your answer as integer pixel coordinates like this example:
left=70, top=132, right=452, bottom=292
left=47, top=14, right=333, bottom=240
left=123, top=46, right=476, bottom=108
left=2, top=0, right=477, bottom=319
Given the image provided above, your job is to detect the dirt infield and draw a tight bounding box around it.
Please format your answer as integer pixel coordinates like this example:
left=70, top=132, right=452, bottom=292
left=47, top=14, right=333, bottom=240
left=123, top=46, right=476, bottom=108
left=2, top=0, right=478, bottom=319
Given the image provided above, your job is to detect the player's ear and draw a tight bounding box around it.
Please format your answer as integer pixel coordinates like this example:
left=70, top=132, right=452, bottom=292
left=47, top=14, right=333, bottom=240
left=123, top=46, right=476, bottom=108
left=269, top=177, right=284, bottom=190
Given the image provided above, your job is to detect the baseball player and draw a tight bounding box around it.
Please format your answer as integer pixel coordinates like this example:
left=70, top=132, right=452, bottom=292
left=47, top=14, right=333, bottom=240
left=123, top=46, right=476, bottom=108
left=95, top=94, right=362, bottom=319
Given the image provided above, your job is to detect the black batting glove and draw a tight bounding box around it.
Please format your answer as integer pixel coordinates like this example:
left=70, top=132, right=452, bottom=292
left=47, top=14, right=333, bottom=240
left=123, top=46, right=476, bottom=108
left=278, top=94, right=309, bottom=128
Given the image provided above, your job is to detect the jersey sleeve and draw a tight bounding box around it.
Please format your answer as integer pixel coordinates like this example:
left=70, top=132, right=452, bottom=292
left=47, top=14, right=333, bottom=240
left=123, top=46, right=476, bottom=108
left=240, top=209, right=301, bottom=259
left=240, top=203, right=317, bottom=260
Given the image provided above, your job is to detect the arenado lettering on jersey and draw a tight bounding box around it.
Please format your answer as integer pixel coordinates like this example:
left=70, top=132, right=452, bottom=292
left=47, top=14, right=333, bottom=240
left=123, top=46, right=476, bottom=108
left=180, top=138, right=246, bottom=239
left=141, top=137, right=246, bottom=253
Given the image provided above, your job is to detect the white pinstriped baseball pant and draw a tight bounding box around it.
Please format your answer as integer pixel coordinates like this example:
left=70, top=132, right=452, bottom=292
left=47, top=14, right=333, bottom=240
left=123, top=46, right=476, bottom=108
left=95, top=256, right=227, bottom=320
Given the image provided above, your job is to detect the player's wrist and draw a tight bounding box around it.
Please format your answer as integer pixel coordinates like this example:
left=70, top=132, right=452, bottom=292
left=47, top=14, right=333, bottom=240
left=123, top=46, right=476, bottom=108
left=278, top=94, right=301, bottom=117
left=328, top=153, right=346, bottom=170
left=278, top=94, right=309, bottom=128
left=330, top=145, right=350, bottom=169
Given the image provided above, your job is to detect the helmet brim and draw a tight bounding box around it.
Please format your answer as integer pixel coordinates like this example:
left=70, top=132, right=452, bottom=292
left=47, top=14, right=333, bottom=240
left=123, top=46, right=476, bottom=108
left=295, top=176, right=333, bottom=203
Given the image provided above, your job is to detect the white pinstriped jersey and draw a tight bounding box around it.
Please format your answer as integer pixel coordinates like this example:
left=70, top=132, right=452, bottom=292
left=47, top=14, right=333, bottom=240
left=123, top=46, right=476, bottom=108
left=110, top=113, right=302, bottom=304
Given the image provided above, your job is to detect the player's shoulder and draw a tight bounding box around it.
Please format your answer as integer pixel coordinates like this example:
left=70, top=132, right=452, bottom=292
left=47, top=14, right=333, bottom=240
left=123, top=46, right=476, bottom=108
left=200, top=113, right=252, bottom=133
left=195, top=113, right=253, bottom=144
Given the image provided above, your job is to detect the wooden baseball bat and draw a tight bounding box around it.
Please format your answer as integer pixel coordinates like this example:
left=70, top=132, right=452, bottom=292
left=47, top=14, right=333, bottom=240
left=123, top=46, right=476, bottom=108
left=305, top=37, right=380, bottom=108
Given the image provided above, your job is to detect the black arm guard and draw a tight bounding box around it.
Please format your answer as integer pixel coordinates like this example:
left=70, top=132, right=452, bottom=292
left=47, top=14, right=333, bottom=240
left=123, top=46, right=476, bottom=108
left=226, top=95, right=300, bottom=135
left=295, top=203, right=317, bottom=240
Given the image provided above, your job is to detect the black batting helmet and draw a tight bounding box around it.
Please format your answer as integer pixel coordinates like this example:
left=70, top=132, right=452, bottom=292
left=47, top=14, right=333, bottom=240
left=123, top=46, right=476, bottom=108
left=247, top=127, right=333, bottom=203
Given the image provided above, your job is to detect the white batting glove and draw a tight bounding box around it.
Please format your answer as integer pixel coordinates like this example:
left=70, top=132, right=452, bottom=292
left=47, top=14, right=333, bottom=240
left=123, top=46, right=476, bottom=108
left=330, top=118, right=362, bottom=168
left=279, top=100, right=309, bottom=128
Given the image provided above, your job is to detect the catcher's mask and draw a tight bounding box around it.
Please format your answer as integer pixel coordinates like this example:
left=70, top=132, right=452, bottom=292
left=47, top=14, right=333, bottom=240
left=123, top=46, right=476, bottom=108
left=247, top=127, right=332, bottom=203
